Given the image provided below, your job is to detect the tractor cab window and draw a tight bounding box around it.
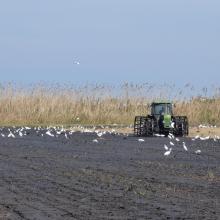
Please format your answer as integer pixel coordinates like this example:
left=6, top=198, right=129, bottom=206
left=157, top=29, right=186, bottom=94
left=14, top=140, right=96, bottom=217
left=152, top=104, right=172, bottom=115
left=167, top=104, right=172, bottom=115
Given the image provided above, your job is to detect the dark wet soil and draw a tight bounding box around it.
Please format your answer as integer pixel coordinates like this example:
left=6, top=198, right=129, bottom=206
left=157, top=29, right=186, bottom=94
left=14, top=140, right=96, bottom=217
left=0, top=129, right=219, bottom=219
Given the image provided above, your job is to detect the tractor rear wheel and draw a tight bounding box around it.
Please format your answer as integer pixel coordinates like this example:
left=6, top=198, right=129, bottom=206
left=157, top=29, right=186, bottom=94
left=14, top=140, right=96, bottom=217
left=174, top=116, right=189, bottom=136
left=134, top=116, right=153, bottom=136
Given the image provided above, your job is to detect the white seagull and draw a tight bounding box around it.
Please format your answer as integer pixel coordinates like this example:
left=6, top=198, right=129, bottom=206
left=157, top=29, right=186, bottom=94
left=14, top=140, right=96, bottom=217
left=73, top=60, right=80, bottom=65
left=195, top=149, right=201, bottom=154
left=138, top=139, right=145, bottom=142
left=168, top=133, right=174, bottom=139
left=169, top=141, right=175, bottom=146
left=97, top=133, right=103, bottom=137
left=46, top=130, right=54, bottom=137
left=195, top=135, right=200, bottom=139
left=200, top=136, right=210, bottom=141
left=65, top=133, right=68, bottom=139
left=19, top=131, right=23, bottom=137
left=164, top=144, right=169, bottom=151
left=8, top=131, right=15, bottom=138
left=164, top=148, right=172, bottom=156
left=183, top=142, right=188, bottom=151
left=168, top=135, right=173, bottom=139
left=93, top=139, right=99, bottom=143
left=154, top=134, right=165, bottom=137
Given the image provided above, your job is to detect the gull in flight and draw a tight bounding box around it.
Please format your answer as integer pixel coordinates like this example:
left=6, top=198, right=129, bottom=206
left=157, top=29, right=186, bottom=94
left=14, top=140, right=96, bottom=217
left=73, top=60, right=80, bottom=65
left=8, top=131, right=15, bottom=138
left=19, top=131, right=23, bottom=137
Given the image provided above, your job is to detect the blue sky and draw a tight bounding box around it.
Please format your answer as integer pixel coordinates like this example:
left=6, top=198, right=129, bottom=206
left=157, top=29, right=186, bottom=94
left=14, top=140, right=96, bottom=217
left=0, top=0, right=219, bottom=86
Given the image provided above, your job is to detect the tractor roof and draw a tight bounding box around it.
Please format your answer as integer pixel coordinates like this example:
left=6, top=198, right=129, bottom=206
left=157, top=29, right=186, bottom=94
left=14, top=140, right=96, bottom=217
left=152, top=100, right=172, bottom=104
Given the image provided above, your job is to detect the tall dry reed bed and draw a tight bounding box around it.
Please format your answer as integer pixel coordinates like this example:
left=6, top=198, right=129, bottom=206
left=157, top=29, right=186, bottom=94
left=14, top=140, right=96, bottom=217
left=0, top=83, right=219, bottom=126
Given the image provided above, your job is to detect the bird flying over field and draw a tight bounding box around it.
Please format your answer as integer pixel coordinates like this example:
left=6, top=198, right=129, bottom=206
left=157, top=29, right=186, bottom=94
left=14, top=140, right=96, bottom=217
left=73, top=60, right=80, bottom=65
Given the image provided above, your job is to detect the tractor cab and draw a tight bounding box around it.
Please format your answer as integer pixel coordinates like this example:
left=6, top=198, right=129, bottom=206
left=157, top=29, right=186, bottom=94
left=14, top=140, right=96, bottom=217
left=150, top=102, right=174, bottom=133
left=151, top=102, right=173, bottom=116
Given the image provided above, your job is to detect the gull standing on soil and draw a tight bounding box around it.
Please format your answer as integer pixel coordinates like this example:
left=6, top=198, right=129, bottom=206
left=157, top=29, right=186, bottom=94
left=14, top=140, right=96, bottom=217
left=65, top=133, right=68, bottom=139
left=46, top=130, right=54, bottom=137
left=154, top=134, right=165, bottom=137
left=93, top=139, right=99, bottom=143
left=175, top=138, right=180, bottom=142
left=200, top=136, right=210, bottom=141
left=96, top=132, right=103, bottom=137
left=19, top=131, right=23, bottom=137
left=164, top=148, right=172, bottom=156
left=195, top=150, right=201, bottom=154
left=138, top=139, right=145, bottom=142
left=183, top=142, right=188, bottom=151
left=164, top=144, right=169, bottom=151
left=168, top=133, right=174, bottom=139
left=169, top=141, right=175, bottom=146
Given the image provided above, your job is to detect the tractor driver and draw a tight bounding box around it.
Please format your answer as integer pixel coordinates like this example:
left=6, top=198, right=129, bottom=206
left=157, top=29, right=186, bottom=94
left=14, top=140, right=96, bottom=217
left=159, top=106, right=165, bottom=131
left=159, top=106, right=165, bottom=115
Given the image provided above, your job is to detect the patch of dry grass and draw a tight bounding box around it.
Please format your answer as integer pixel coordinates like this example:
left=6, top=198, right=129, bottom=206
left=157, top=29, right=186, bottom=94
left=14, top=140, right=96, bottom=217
left=0, top=83, right=219, bottom=127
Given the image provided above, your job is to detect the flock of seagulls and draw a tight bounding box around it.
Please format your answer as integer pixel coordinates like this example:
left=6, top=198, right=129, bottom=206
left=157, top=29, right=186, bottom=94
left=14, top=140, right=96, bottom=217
left=0, top=125, right=219, bottom=158
left=198, top=124, right=217, bottom=128
left=0, top=126, right=121, bottom=141
left=137, top=132, right=219, bottom=157
left=163, top=134, right=202, bottom=156
left=161, top=133, right=218, bottom=157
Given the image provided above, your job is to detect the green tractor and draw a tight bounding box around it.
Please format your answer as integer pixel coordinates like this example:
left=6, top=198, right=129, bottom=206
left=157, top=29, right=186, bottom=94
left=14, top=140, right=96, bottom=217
left=134, top=101, right=189, bottom=137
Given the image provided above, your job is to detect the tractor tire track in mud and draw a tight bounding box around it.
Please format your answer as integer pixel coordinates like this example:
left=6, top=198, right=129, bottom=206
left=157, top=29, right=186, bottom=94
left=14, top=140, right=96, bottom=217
left=0, top=129, right=219, bottom=219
